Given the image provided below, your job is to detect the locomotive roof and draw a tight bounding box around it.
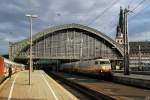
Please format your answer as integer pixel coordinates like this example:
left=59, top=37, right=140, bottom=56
left=95, top=59, right=110, bottom=61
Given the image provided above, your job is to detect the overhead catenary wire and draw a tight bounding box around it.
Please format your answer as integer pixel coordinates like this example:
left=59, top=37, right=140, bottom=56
left=129, top=0, right=148, bottom=21
left=87, top=0, right=118, bottom=26
left=129, top=6, right=149, bottom=20
left=131, top=0, right=147, bottom=12
left=113, top=0, right=147, bottom=29
left=109, top=1, right=146, bottom=27
left=100, top=0, right=147, bottom=40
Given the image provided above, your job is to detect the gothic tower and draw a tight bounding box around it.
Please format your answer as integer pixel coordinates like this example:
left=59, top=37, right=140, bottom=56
left=115, top=7, right=124, bottom=45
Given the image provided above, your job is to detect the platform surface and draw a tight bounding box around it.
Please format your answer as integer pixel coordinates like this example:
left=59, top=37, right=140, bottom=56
left=113, top=73, right=150, bottom=80
left=0, top=70, right=78, bottom=100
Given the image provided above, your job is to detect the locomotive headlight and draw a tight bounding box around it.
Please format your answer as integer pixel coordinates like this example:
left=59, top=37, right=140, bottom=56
left=102, top=66, right=106, bottom=70
left=102, top=65, right=111, bottom=70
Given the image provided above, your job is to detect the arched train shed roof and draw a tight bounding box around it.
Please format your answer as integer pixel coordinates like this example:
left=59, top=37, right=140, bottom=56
left=9, top=23, right=123, bottom=61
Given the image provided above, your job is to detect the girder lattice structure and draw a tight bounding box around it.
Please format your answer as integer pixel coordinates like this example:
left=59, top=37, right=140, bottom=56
left=9, top=23, right=123, bottom=62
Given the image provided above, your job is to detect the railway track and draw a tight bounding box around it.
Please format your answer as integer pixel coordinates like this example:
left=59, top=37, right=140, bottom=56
left=46, top=71, right=150, bottom=100
left=46, top=71, right=115, bottom=100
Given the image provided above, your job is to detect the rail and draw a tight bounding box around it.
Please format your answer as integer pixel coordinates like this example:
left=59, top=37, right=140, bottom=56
left=46, top=71, right=115, bottom=100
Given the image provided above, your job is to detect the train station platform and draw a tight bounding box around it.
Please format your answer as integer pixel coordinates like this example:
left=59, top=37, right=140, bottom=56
left=0, top=70, right=78, bottom=100
left=113, top=73, right=150, bottom=89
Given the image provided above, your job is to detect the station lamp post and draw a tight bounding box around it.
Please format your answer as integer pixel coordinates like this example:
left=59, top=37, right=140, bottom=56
left=25, top=14, right=38, bottom=85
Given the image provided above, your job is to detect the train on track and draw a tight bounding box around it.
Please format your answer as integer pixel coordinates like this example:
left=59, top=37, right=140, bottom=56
left=0, top=56, right=25, bottom=77
left=60, top=59, right=112, bottom=77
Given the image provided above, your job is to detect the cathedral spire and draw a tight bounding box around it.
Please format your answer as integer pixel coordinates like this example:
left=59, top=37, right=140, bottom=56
left=115, top=6, right=124, bottom=45
left=119, top=6, right=124, bottom=33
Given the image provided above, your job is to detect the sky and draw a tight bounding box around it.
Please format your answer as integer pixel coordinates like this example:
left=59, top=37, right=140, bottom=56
left=0, top=0, right=150, bottom=54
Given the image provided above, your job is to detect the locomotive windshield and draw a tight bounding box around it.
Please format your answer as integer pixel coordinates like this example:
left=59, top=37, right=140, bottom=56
left=100, top=61, right=110, bottom=64
left=95, top=61, right=99, bottom=64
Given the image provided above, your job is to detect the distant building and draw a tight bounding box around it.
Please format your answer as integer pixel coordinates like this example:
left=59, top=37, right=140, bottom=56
left=129, top=41, right=150, bottom=58
left=115, top=7, right=150, bottom=70
left=129, top=41, right=150, bottom=69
